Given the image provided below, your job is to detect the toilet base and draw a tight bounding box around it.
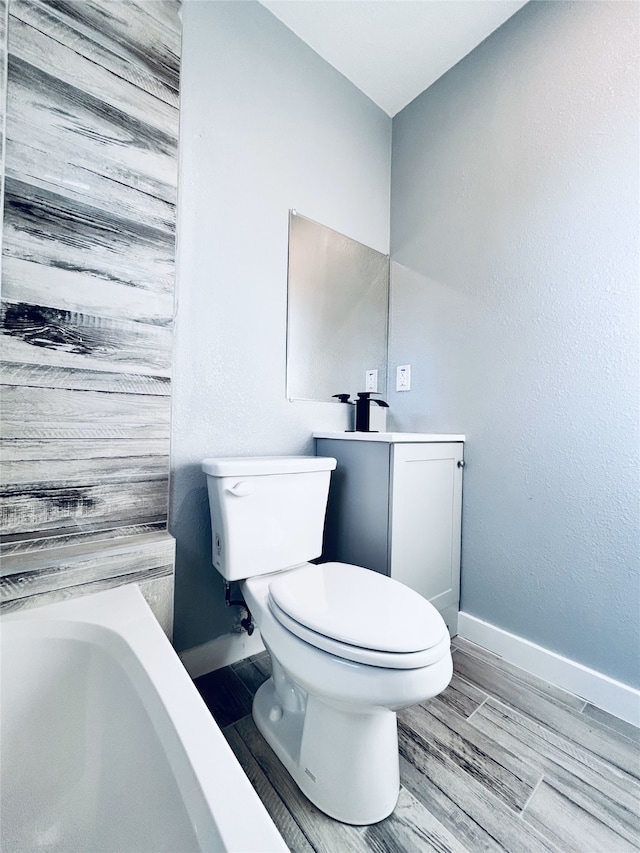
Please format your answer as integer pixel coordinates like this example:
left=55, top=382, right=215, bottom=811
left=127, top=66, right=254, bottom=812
left=253, top=676, right=400, bottom=825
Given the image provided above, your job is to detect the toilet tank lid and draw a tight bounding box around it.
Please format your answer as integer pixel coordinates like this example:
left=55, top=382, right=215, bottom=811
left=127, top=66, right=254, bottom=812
left=202, top=455, right=337, bottom=477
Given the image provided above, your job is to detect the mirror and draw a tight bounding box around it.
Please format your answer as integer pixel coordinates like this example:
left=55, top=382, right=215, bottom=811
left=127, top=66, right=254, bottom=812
left=286, top=211, right=389, bottom=402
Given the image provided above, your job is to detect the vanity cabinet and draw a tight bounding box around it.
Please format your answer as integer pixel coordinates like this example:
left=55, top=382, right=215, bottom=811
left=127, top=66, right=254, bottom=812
left=314, top=433, right=464, bottom=636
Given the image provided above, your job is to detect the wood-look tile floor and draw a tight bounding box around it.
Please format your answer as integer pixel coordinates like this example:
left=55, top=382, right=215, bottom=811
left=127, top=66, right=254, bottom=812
left=194, top=638, right=640, bottom=852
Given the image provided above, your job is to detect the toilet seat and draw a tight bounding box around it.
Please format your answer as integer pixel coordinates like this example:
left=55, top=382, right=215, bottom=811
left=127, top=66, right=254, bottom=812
left=268, top=562, right=449, bottom=670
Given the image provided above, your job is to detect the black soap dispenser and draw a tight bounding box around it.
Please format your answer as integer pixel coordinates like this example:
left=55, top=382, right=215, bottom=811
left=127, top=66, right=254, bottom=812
left=354, top=392, right=389, bottom=432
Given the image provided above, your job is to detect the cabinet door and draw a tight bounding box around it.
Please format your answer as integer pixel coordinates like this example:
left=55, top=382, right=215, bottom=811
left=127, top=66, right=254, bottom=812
left=389, top=443, right=463, bottom=610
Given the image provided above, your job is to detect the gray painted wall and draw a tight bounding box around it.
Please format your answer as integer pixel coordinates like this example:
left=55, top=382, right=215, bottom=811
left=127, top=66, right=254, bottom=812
left=172, top=1, right=391, bottom=652
left=389, top=1, right=639, bottom=687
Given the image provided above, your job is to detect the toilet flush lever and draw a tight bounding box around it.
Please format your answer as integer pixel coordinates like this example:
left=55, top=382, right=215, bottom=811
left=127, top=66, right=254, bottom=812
left=226, top=481, right=252, bottom=497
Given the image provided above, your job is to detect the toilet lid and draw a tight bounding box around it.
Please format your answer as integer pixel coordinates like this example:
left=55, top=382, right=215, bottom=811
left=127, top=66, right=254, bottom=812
left=268, top=562, right=447, bottom=657
left=268, top=597, right=449, bottom=669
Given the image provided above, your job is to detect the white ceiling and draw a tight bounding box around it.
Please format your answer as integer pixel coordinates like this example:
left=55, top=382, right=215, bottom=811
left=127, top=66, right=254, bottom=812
left=260, top=1, right=528, bottom=116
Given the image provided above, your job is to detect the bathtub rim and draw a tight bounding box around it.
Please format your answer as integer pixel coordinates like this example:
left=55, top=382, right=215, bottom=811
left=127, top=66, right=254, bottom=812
left=0, top=583, right=288, bottom=853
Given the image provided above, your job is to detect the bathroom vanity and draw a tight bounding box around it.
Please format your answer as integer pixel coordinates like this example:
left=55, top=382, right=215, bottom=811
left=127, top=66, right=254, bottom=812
left=314, top=433, right=465, bottom=636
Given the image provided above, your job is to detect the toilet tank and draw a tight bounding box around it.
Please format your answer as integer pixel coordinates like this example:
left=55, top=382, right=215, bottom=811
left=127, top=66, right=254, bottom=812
left=201, top=456, right=337, bottom=581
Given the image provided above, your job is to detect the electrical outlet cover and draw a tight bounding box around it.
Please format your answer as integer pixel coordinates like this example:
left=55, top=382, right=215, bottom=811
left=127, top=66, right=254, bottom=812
left=396, top=364, right=411, bottom=391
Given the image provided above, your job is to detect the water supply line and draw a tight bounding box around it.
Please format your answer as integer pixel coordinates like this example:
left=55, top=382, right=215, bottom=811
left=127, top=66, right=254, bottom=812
left=224, top=581, right=254, bottom=635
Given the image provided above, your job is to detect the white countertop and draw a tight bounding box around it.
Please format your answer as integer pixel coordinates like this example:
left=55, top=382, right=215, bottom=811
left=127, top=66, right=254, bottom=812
left=313, top=431, right=465, bottom=443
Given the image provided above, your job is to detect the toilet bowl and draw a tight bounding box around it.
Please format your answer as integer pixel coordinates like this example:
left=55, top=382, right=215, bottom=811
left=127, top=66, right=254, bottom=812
left=243, top=563, right=452, bottom=824
left=202, top=455, right=453, bottom=825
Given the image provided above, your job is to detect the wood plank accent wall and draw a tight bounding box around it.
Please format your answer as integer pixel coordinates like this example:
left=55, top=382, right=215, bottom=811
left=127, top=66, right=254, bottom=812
left=1, top=0, right=6, bottom=261
left=0, top=0, right=180, bottom=617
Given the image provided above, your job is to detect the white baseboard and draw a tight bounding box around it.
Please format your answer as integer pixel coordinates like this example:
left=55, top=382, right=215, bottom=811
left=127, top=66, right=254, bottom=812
left=458, top=612, right=640, bottom=728
left=179, top=629, right=265, bottom=680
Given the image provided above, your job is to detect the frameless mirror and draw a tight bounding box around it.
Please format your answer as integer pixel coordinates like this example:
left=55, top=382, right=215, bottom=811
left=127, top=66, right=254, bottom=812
left=286, top=211, right=389, bottom=402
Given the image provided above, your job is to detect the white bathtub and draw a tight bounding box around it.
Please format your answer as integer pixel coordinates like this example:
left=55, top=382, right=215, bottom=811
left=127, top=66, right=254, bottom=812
left=0, top=584, right=287, bottom=853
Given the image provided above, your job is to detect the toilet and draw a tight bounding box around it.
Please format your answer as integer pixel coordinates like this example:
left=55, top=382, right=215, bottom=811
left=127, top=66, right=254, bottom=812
left=202, top=455, right=453, bottom=825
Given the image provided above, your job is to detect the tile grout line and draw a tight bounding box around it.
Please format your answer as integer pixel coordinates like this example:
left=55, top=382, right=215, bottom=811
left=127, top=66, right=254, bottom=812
left=454, top=643, right=596, bottom=716
left=518, top=772, right=546, bottom=817
left=466, top=695, right=489, bottom=722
